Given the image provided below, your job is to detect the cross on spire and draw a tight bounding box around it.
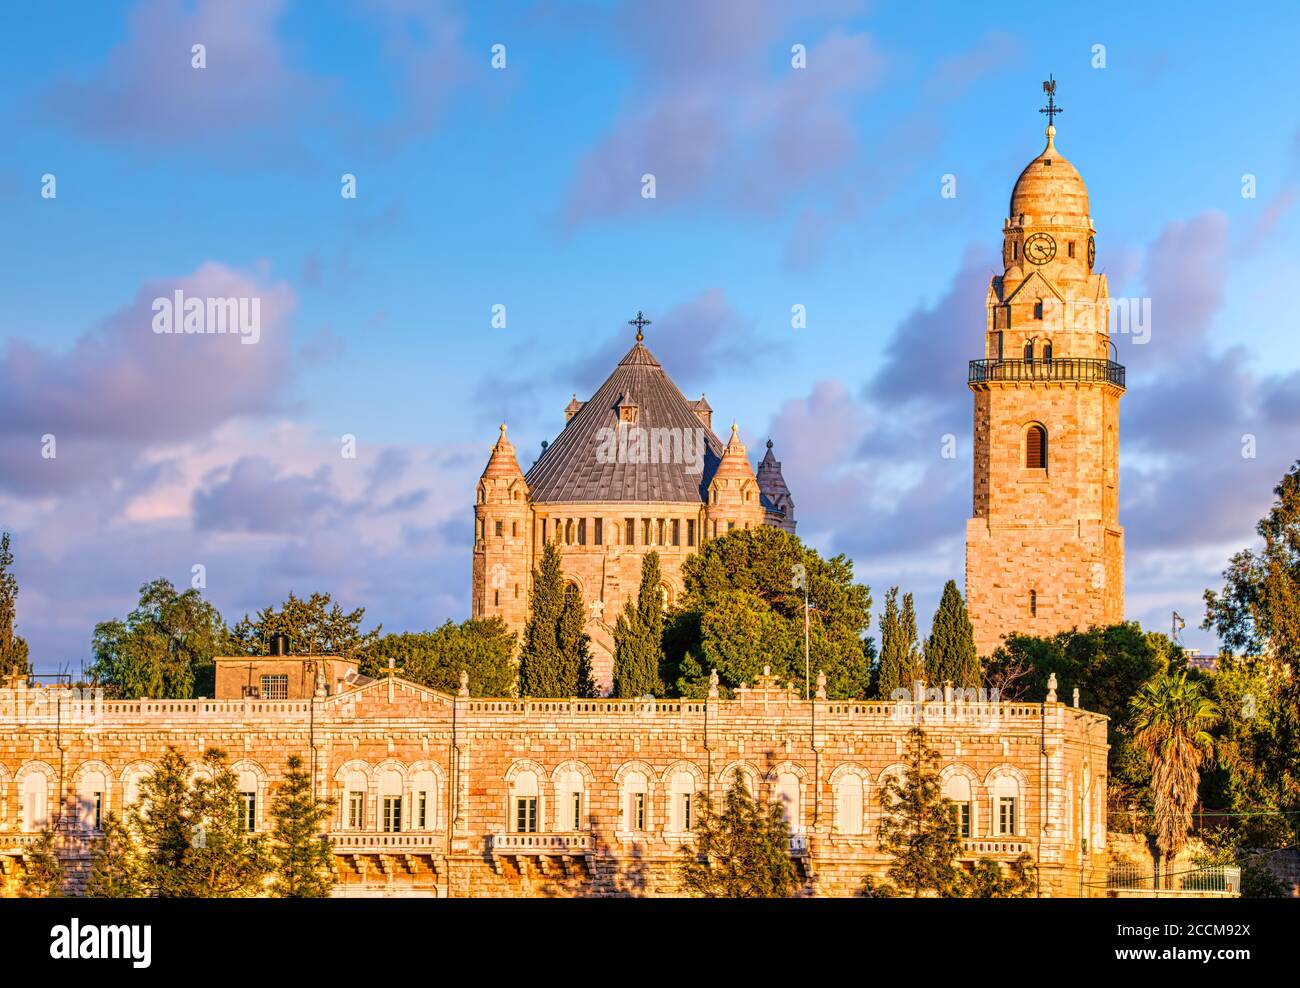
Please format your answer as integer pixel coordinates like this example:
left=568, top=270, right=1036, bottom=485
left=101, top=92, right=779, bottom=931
left=628, top=310, right=651, bottom=342
left=1039, top=75, right=1063, bottom=128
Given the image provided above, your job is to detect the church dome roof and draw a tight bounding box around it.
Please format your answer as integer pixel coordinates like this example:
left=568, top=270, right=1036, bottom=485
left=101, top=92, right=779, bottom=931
left=524, top=339, right=725, bottom=504
left=1008, top=126, right=1090, bottom=225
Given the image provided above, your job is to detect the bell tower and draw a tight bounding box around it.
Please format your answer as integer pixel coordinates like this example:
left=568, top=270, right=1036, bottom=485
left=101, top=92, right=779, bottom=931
left=965, top=80, right=1125, bottom=657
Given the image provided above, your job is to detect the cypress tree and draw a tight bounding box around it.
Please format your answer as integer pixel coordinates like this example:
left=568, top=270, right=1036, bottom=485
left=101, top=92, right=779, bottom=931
left=876, top=587, right=904, bottom=697
left=0, top=532, right=30, bottom=680
left=612, top=552, right=666, bottom=697
left=269, top=754, right=336, bottom=897
left=518, top=542, right=566, bottom=697
left=900, top=592, right=924, bottom=686
left=558, top=582, right=597, bottom=697
left=923, top=580, right=980, bottom=688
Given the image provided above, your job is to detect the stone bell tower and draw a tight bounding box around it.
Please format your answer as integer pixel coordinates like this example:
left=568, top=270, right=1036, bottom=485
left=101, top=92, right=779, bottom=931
left=965, top=80, right=1125, bottom=657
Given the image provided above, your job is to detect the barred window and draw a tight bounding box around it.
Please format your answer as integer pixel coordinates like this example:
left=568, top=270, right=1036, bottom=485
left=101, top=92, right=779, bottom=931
left=260, top=675, right=288, bottom=700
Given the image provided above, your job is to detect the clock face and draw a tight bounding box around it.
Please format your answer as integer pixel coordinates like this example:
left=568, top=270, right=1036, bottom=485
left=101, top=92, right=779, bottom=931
left=1087, top=235, right=1096, bottom=269
left=1025, top=232, right=1056, bottom=264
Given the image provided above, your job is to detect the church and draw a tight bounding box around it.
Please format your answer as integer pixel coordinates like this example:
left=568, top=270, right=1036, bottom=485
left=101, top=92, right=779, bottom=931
left=471, top=313, right=797, bottom=693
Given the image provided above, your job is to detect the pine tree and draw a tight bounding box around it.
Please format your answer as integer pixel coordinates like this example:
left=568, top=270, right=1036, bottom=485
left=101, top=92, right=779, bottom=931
left=924, top=580, right=980, bottom=688
left=558, top=583, right=597, bottom=697
left=519, top=542, right=566, bottom=697
left=85, top=813, right=144, bottom=898
left=187, top=748, right=271, bottom=897
left=19, top=828, right=63, bottom=897
left=612, top=552, right=666, bottom=697
left=0, top=532, right=31, bottom=680
left=872, top=726, right=963, bottom=897
left=269, top=754, right=336, bottom=897
left=133, top=747, right=197, bottom=896
left=678, top=772, right=796, bottom=897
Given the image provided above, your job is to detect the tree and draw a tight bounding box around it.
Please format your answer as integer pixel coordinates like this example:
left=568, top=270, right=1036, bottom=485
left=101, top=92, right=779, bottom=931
left=187, top=748, right=271, bottom=897
left=873, top=726, right=963, bottom=897
left=558, top=583, right=597, bottom=697
left=132, top=747, right=199, bottom=896
left=668, top=527, right=873, bottom=698
left=230, top=590, right=378, bottom=658
left=876, top=587, right=922, bottom=698
left=91, top=579, right=228, bottom=698
left=1130, top=672, right=1221, bottom=883
left=956, top=852, right=1038, bottom=898
left=923, top=580, right=979, bottom=688
left=19, top=829, right=63, bottom=898
left=612, top=552, right=666, bottom=697
left=519, top=542, right=567, bottom=697
left=1204, top=460, right=1300, bottom=826
left=268, top=755, right=336, bottom=897
left=0, top=532, right=31, bottom=680
left=361, top=618, right=516, bottom=696
left=677, top=772, right=796, bottom=898
left=85, top=813, right=144, bottom=898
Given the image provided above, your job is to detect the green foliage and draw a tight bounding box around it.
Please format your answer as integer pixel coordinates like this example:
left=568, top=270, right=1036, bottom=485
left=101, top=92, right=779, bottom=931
left=130, top=746, right=270, bottom=897
left=612, top=552, right=666, bottom=697
left=559, top=582, right=598, bottom=698
left=677, top=772, right=796, bottom=898
left=519, top=542, right=566, bottom=697
left=91, top=579, right=226, bottom=698
left=1131, top=673, right=1221, bottom=872
left=0, top=532, right=30, bottom=679
left=667, top=527, right=873, bottom=698
left=230, top=590, right=377, bottom=658
left=361, top=618, right=517, bottom=696
left=1204, top=460, right=1300, bottom=838
left=872, top=727, right=963, bottom=897
left=269, top=755, right=336, bottom=897
left=955, top=853, right=1038, bottom=898
left=1240, top=859, right=1288, bottom=898
left=85, top=813, right=144, bottom=898
left=923, top=580, right=979, bottom=688
left=876, top=587, right=922, bottom=698
left=19, top=829, right=63, bottom=898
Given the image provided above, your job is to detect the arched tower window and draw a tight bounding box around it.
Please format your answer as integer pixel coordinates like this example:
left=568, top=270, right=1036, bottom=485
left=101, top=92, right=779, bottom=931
left=1023, top=340, right=1034, bottom=361
left=1033, top=300, right=1044, bottom=320
left=1025, top=424, right=1047, bottom=469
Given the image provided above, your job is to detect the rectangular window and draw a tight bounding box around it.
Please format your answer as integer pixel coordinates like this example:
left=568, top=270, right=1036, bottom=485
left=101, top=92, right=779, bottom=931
left=572, top=791, right=582, bottom=830
left=578, top=518, right=586, bottom=545
left=240, top=792, right=256, bottom=832
left=1068, top=241, right=1076, bottom=258
left=93, top=792, right=103, bottom=831
left=658, top=519, right=666, bottom=545
left=727, top=521, right=735, bottom=532
left=542, top=518, right=548, bottom=542
left=348, top=791, right=364, bottom=829
left=383, top=796, right=403, bottom=833
left=259, top=675, right=288, bottom=700
left=625, top=518, right=635, bottom=545
left=594, top=518, right=603, bottom=545
left=671, top=519, right=680, bottom=546
left=494, top=520, right=503, bottom=537
left=417, top=793, right=428, bottom=830
left=633, top=792, right=645, bottom=831
left=512, top=521, right=518, bottom=538
left=516, top=797, right=538, bottom=833
left=683, top=793, right=693, bottom=832
left=642, top=518, right=652, bottom=545
left=687, top=520, right=696, bottom=547
left=999, top=797, right=1018, bottom=835
left=956, top=803, right=971, bottom=838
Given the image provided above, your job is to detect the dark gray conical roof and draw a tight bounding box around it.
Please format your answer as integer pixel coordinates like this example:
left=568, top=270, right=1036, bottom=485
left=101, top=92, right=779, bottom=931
left=524, top=341, right=724, bottom=503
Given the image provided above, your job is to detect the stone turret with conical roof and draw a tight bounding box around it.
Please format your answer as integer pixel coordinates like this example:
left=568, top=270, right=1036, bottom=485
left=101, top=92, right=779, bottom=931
left=756, top=439, right=796, bottom=534
left=705, top=423, right=767, bottom=539
left=471, top=424, right=530, bottom=631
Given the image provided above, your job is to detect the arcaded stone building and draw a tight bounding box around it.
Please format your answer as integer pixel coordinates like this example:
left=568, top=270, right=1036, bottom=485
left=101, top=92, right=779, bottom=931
left=471, top=316, right=796, bottom=693
left=966, top=109, right=1126, bottom=657
left=0, top=659, right=1109, bottom=898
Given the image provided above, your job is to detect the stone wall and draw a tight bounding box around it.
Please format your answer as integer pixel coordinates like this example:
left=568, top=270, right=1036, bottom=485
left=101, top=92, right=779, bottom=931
left=0, top=679, right=1110, bottom=898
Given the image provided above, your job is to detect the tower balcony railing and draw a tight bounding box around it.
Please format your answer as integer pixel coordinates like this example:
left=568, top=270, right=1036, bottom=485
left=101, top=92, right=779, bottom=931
left=968, top=357, right=1125, bottom=390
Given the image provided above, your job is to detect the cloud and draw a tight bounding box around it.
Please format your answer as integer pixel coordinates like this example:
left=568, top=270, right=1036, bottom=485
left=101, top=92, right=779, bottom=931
left=0, top=262, right=295, bottom=496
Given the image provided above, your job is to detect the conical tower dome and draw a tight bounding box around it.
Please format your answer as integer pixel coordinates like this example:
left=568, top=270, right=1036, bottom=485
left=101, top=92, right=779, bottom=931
left=481, top=423, right=524, bottom=481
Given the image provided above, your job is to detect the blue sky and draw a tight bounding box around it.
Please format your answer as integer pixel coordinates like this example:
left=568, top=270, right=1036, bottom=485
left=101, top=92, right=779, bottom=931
left=2, top=0, right=1299, bottom=673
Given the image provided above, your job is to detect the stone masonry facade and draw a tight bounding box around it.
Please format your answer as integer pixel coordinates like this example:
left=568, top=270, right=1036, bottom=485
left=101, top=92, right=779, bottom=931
left=0, top=672, right=1110, bottom=898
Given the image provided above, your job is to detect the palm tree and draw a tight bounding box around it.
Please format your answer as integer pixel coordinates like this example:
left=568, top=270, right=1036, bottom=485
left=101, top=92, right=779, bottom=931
left=1130, top=673, right=1220, bottom=885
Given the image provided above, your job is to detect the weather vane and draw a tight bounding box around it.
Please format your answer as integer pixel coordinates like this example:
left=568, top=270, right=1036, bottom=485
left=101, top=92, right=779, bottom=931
left=1039, top=75, right=1062, bottom=127
left=628, top=310, right=651, bottom=341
